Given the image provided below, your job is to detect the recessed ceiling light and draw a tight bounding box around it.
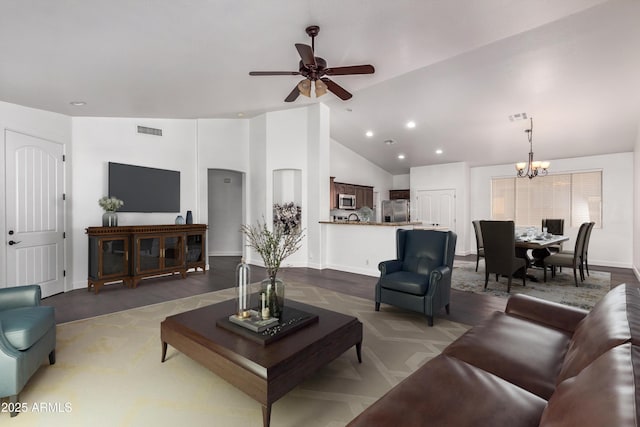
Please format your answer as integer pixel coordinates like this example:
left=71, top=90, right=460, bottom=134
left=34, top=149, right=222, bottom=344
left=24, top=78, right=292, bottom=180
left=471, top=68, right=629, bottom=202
left=237, top=112, right=245, bottom=117
left=406, top=121, right=416, bottom=129
left=365, top=130, right=374, bottom=137
left=435, top=149, right=443, bottom=155
left=384, top=139, right=396, bottom=145
left=398, top=154, right=406, bottom=160
left=70, top=101, right=86, bottom=106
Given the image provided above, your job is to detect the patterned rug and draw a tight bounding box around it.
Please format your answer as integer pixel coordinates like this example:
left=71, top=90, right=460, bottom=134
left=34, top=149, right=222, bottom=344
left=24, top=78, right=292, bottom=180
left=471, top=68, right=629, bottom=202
left=452, top=260, right=610, bottom=310
left=6, top=283, right=469, bottom=426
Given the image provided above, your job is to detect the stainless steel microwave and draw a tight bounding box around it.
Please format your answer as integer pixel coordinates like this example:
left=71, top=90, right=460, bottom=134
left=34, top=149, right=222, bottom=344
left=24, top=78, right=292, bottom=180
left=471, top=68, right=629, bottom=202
left=338, top=194, right=356, bottom=210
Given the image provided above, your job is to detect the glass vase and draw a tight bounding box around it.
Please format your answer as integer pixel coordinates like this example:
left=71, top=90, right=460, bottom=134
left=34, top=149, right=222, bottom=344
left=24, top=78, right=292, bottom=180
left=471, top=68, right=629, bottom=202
left=235, top=258, right=251, bottom=318
left=260, top=277, right=285, bottom=319
left=102, top=211, right=118, bottom=227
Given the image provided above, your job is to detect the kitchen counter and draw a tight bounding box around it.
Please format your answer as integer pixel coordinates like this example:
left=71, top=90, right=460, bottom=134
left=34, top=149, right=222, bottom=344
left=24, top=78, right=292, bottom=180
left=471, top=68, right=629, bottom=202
left=319, top=221, right=421, bottom=226
left=319, top=221, right=417, bottom=276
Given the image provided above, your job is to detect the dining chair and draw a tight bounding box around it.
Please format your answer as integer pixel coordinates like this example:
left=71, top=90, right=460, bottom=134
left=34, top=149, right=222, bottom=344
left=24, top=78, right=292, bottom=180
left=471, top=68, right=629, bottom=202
left=582, top=221, right=595, bottom=277
left=472, top=220, right=485, bottom=272
left=541, top=218, right=565, bottom=254
left=543, top=222, right=590, bottom=286
left=479, top=220, right=526, bottom=293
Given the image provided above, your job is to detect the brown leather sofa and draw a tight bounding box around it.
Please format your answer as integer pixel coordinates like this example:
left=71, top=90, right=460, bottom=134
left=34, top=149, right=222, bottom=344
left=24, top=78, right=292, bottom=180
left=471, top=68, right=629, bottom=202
left=347, top=283, right=639, bottom=427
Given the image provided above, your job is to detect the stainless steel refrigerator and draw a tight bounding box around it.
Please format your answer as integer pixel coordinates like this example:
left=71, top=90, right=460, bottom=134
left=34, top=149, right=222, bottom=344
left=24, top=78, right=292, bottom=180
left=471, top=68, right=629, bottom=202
left=382, top=200, right=409, bottom=222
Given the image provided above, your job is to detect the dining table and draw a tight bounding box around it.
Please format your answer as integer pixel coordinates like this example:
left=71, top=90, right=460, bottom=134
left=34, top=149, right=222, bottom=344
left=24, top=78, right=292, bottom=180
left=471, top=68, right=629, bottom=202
left=514, top=234, right=570, bottom=281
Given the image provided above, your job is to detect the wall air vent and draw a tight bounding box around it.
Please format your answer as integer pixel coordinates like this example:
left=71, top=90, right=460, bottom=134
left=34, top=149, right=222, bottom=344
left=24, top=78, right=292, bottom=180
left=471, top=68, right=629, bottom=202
left=508, top=112, right=528, bottom=122
left=137, top=125, right=162, bottom=136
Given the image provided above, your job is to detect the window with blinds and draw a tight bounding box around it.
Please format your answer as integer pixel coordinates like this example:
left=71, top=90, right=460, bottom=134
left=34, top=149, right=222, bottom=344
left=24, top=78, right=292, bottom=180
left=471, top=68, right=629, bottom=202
left=491, top=171, right=601, bottom=228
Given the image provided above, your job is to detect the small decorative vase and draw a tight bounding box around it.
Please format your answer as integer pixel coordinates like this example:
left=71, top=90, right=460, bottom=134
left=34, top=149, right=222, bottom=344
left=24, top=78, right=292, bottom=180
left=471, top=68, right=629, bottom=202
left=261, top=276, right=285, bottom=319
left=102, top=211, right=118, bottom=227
left=186, top=210, right=193, bottom=224
left=175, top=215, right=185, bottom=224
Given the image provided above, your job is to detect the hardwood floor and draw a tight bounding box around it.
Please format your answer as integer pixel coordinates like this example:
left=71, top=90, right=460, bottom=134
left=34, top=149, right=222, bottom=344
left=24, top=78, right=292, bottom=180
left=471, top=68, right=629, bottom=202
left=43, top=255, right=639, bottom=326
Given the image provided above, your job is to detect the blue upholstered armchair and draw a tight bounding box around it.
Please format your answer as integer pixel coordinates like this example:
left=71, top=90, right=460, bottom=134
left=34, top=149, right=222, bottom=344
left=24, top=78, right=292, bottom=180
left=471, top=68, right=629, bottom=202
left=0, top=285, right=56, bottom=417
left=375, top=229, right=457, bottom=326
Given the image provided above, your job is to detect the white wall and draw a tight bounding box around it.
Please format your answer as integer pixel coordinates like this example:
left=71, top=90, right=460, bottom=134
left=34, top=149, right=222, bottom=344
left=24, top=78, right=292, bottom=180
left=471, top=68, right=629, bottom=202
left=470, top=152, right=634, bottom=268
left=0, top=101, right=72, bottom=289
left=330, top=138, right=394, bottom=221
left=70, top=117, right=197, bottom=289
left=196, top=118, right=250, bottom=259
left=634, top=125, right=640, bottom=280
left=410, top=162, right=470, bottom=254
left=393, top=174, right=410, bottom=189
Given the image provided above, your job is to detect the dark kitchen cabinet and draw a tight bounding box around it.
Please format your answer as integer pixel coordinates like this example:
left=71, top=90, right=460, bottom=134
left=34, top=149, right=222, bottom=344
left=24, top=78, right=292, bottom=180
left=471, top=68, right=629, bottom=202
left=390, top=189, right=410, bottom=200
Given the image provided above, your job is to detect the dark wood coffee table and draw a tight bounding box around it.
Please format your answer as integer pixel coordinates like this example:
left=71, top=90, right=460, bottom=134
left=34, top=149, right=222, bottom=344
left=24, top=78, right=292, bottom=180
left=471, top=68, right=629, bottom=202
left=161, top=298, right=363, bottom=427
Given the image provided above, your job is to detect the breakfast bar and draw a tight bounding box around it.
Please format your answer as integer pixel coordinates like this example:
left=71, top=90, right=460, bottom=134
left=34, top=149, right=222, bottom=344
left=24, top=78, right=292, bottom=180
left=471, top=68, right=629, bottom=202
left=319, top=221, right=422, bottom=276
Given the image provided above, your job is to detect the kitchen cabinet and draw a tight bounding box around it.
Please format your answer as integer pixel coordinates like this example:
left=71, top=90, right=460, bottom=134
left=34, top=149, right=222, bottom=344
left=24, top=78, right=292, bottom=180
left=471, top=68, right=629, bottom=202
left=389, top=189, right=410, bottom=200
left=86, top=224, right=207, bottom=294
left=334, top=182, right=355, bottom=196
left=330, top=177, right=336, bottom=209
left=355, top=185, right=374, bottom=209
left=332, top=179, right=374, bottom=209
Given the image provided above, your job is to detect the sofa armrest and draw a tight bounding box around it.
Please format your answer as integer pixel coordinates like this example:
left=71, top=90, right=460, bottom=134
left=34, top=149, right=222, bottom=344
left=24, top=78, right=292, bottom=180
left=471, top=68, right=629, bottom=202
left=505, top=294, right=588, bottom=334
left=378, top=260, right=403, bottom=276
left=0, top=285, right=41, bottom=311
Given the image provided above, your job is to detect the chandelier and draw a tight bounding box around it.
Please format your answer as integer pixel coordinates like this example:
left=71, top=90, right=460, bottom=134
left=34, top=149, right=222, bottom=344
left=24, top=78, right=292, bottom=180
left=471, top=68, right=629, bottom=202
left=515, top=118, right=550, bottom=179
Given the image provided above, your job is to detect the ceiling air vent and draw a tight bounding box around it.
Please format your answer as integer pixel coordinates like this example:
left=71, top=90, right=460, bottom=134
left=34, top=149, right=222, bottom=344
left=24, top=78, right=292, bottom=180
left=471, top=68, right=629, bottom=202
left=137, top=125, right=162, bottom=136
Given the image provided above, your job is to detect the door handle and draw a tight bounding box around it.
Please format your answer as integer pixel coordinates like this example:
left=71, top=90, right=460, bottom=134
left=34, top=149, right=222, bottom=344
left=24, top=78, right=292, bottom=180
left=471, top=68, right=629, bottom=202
left=8, top=240, right=21, bottom=245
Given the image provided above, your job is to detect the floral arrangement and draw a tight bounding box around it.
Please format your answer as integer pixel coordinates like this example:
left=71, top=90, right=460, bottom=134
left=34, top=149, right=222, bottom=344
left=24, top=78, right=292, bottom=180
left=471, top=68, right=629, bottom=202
left=98, top=196, right=124, bottom=212
left=240, top=216, right=304, bottom=281
left=273, top=202, right=302, bottom=234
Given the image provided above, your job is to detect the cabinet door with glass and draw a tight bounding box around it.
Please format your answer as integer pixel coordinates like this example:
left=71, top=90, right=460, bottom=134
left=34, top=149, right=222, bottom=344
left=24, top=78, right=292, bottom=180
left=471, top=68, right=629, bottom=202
left=134, top=235, right=163, bottom=274
left=186, top=231, right=206, bottom=272
left=162, top=234, right=185, bottom=271
left=87, top=235, right=130, bottom=292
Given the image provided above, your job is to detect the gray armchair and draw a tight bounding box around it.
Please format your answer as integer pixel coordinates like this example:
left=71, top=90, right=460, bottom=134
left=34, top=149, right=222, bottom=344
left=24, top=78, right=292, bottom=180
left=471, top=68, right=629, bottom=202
left=0, top=285, right=56, bottom=417
left=375, top=229, right=457, bottom=326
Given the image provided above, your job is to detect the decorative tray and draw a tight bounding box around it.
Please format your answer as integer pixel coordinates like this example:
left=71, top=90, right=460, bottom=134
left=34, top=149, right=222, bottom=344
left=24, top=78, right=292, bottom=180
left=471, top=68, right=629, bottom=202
left=217, top=306, right=319, bottom=346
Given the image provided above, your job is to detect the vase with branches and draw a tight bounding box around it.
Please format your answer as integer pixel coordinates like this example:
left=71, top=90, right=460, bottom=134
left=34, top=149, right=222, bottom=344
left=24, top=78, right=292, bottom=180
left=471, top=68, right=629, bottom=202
left=240, top=217, right=304, bottom=318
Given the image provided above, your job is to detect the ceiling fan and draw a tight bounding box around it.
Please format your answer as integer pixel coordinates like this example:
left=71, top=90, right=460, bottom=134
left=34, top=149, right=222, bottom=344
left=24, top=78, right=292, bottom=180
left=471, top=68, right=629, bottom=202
left=249, top=25, right=375, bottom=102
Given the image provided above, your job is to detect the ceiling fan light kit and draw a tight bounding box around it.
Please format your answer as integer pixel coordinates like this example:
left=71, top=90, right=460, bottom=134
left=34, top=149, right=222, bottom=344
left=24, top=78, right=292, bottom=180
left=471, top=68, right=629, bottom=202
left=249, top=25, right=375, bottom=102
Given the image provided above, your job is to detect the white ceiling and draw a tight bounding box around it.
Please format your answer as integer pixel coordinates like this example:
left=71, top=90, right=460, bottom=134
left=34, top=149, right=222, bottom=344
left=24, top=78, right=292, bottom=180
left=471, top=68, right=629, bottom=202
left=1, top=0, right=639, bottom=174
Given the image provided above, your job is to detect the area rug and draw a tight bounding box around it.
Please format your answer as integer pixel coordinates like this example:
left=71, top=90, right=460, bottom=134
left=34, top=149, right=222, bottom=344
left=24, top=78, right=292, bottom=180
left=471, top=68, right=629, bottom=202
left=453, top=260, right=610, bottom=310
left=6, top=283, right=469, bottom=426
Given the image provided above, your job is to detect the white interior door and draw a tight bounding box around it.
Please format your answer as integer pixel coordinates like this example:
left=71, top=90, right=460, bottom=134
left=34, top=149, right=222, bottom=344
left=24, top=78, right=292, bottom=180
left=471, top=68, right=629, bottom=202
left=5, top=130, right=65, bottom=297
left=415, top=189, right=456, bottom=231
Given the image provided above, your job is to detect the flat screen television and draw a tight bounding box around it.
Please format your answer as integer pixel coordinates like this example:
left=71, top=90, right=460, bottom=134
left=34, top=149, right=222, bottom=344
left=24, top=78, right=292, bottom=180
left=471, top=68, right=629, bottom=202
left=108, top=162, right=180, bottom=212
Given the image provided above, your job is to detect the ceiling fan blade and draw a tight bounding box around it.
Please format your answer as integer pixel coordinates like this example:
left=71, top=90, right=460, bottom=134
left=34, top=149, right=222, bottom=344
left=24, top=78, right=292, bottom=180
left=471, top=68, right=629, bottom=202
left=249, top=71, right=300, bottom=76
left=284, top=85, right=300, bottom=102
left=321, top=78, right=352, bottom=100
left=325, top=65, right=375, bottom=76
left=295, top=43, right=316, bottom=67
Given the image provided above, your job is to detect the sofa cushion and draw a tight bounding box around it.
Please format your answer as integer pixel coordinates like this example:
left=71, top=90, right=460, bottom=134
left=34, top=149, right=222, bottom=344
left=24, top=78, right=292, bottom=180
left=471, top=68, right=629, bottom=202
left=557, top=284, right=639, bottom=382
left=0, top=306, right=55, bottom=350
left=443, top=311, right=572, bottom=399
left=540, top=343, right=639, bottom=427
left=379, top=271, right=428, bottom=295
left=347, top=354, right=547, bottom=427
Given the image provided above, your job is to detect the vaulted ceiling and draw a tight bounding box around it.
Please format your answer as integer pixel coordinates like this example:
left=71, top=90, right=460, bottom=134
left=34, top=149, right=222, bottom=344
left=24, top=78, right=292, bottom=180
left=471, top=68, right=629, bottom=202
left=1, top=0, right=638, bottom=174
